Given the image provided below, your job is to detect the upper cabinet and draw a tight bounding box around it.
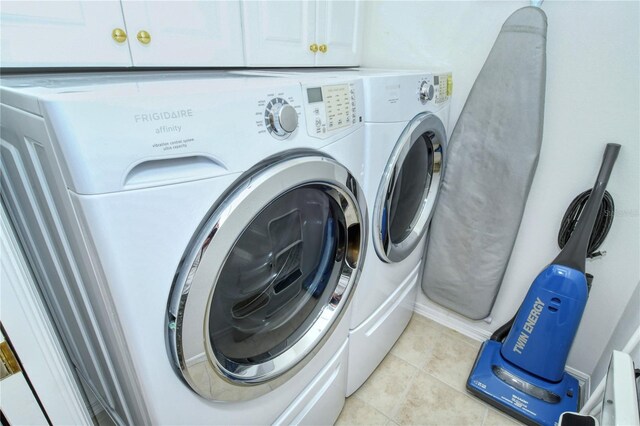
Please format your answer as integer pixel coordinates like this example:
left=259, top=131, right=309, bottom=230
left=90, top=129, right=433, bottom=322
left=0, top=1, right=131, bottom=67
left=242, top=1, right=316, bottom=67
left=120, top=1, right=244, bottom=67
left=314, top=1, right=363, bottom=66
left=242, top=0, right=363, bottom=67
left=0, top=0, right=362, bottom=68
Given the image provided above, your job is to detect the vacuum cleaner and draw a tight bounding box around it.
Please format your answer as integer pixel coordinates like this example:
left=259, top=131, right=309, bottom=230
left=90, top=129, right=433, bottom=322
left=467, top=143, right=621, bottom=426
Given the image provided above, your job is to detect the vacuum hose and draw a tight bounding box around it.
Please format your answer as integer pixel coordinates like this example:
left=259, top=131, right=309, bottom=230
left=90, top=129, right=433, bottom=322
left=557, top=190, right=614, bottom=258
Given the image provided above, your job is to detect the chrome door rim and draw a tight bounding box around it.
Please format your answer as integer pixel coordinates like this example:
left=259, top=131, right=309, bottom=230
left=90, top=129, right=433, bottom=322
left=373, top=113, right=446, bottom=263
left=166, top=153, right=366, bottom=401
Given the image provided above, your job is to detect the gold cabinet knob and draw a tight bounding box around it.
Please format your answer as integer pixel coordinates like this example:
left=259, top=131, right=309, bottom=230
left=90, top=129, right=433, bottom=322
left=319, top=44, right=328, bottom=53
left=111, top=28, right=127, bottom=43
left=137, top=30, right=151, bottom=45
left=309, top=43, right=318, bottom=53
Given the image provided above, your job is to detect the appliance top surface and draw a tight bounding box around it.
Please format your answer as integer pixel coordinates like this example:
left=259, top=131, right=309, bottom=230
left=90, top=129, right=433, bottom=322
left=236, top=67, right=451, bottom=78
left=1, top=70, right=263, bottom=86
left=0, top=70, right=284, bottom=96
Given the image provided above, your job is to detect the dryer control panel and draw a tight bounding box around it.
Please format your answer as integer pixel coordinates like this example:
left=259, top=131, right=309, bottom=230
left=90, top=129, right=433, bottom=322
left=417, top=73, right=452, bottom=106
left=303, top=82, right=359, bottom=139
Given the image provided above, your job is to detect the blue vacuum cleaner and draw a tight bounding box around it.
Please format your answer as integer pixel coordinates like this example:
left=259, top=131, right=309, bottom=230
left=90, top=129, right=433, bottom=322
left=467, top=143, right=621, bottom=426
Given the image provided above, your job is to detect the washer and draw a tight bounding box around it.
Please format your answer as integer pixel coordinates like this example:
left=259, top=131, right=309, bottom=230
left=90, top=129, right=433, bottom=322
left=0, top=71, right=367, bottom=424
left=346, top=70, right=451, bottom=394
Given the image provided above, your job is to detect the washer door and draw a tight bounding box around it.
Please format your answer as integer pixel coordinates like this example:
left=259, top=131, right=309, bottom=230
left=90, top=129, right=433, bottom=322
left=373, top=113, right=446, bottom=263
left=166, top=153, right=366, bottom=401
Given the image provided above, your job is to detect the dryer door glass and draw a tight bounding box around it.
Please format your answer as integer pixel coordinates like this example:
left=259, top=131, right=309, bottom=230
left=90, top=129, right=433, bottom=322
left=166, top=154, right=365, bottom=402
left=388, top=133, right=432, bottom=243
left=374, top=113, right=447, bottom=263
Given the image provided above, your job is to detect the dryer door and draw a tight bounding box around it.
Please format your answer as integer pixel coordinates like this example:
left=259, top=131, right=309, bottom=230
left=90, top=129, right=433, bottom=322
left=166, top=153, right=366, bottom=401
left=373, top=113, right=447, bottom=263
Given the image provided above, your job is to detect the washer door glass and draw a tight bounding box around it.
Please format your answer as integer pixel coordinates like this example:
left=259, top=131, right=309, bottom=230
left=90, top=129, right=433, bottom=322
left=374, top=113, right=447, bottom=263
left=210, top=186, right=341, bottom=364
left=166, top=154, right=365, bottom=402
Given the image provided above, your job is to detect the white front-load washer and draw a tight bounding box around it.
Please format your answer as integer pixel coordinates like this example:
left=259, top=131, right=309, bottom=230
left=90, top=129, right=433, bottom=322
left=345, top=70, right=452, bottom=394
left=0, top=71, right=367, bottom=425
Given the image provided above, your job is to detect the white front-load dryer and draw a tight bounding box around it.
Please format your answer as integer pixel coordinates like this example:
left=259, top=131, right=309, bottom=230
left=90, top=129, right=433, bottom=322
left=0, top=72, right=367, bottom=425
left=346, top=70, right=452, bottom=394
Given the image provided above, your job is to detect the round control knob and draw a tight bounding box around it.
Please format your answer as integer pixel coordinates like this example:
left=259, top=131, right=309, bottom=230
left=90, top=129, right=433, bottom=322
left=419, top=81, right=435, bottom=103
left=265, top=98, right=298, bottom=139
left=273, top=103, right=298, bottom=134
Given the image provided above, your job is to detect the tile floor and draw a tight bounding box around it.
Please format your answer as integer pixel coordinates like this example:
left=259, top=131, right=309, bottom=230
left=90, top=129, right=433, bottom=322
left=336, top=313, right=523, bottom=426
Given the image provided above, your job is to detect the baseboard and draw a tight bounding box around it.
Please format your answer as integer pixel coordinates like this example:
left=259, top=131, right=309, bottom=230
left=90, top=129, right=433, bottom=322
left=413, top=298, right=491, bottom=343
left=566, top=366, right=591, bottom=408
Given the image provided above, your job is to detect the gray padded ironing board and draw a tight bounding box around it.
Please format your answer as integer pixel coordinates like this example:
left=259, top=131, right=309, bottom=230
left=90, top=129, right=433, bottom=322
left=422, top=7, right=548, bottom=320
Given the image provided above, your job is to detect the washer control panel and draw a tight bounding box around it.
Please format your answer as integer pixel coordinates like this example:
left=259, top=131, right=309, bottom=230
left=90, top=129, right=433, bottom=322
left=304, top=83, right=357, bottom=138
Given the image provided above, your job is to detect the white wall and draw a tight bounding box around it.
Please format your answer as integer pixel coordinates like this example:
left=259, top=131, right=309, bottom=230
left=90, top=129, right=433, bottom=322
left=362, top=0, right=640, bottom=380
left=590, top=281, right=640, bottom=387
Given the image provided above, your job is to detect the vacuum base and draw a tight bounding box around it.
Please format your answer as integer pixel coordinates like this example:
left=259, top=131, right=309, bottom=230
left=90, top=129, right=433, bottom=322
left=467, top=340, right=579, bottom=426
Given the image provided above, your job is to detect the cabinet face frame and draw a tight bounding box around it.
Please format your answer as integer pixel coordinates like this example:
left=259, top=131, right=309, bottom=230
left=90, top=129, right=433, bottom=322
left=0, top=0, right=132, bottom=67
left=121, top=0, right=245, bottom=67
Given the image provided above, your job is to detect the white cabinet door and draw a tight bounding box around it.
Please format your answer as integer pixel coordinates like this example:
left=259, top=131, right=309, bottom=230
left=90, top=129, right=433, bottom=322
left=121, top=0, right=244, bottom=66
left=242, top=1, right=316, bottom=66
left=315, top=0, right=363, bottom=66
left=0, top=0, right=132, bottom=67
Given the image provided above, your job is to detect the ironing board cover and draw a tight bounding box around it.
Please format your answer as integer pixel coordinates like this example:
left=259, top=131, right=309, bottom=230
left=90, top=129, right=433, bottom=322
left=422, top=6, right=547, bottom=320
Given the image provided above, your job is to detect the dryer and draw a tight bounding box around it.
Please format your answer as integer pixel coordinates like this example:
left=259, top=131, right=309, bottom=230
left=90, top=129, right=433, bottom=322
left=346, top=70, right=452, bottom=394
left=0, top=71, right=367, bottom=424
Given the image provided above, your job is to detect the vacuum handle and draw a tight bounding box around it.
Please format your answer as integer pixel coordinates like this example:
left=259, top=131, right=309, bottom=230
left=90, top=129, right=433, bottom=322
left=595, top=143, right=621, bottom=188
left=552, top=143, right=620, bottom=272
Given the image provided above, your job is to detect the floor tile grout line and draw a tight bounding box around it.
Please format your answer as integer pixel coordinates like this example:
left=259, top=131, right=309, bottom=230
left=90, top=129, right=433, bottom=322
left=421, top=367, right=488, bottom=411
left=387, top=358, right=422, bottom=423
left=391, top=338, right=439, bottom=371
left=480, top=405, right=489, bottom=426
left=415, top=313, right=483, bottom=348
left=422, top=365, right=524, bottom=426
left=350, top=393, right=394, bottom=424
left=441, top=328, right=483, bottom=350
left=386, top=315, right=477, bottom=422
left=416, top=328, right=478, bottom=393
left=343, top=312, right=523, bottom=426
left=392, top=317, right=447, bottom=365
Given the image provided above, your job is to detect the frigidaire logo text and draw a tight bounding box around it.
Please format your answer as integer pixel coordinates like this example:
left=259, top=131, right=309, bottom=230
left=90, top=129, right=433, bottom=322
left=513, top=297, right=545, bottom=354
left=134, top=109, right=194, bottom=123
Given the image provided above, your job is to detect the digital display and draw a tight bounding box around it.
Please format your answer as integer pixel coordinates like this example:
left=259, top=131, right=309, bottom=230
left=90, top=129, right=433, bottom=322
left=434, top=76, right=439, bottom=85
left=307, top=87, right=323, bottom=103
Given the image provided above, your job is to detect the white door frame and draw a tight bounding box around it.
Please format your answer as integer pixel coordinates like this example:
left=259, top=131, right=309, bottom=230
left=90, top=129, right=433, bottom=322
left=1, top=203, right=93, bottom=425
